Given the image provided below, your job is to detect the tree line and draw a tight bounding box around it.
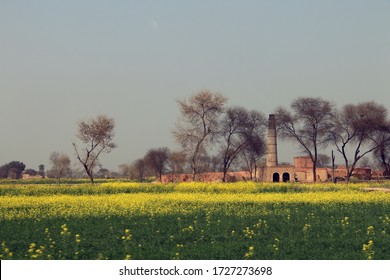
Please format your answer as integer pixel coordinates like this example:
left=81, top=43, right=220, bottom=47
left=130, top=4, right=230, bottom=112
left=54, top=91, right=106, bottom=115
left=276, top=97, right=390, bottom=183
left=127, top=92, right=390, bottom=184
left=1, top=90, right=390, bottom=183
left=113, top=91, right=390, bottom=183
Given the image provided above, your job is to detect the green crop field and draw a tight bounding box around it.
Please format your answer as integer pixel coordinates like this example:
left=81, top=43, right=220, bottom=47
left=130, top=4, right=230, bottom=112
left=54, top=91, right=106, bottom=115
left=1, top=180, right=390, bottom=260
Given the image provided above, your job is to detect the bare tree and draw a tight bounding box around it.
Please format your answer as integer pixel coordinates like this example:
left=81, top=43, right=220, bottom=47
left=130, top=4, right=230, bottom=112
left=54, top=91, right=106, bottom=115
left=220, top=107, right=248, bottom=181
left=48, top=152, right=71, bottom=184
left=167, top=151, right=187, bottom=182
left=209, top=155, right=222, bottom=172
left=72, top=115, right=116, bottom=183
left=119, top=159, right=149, bottom=181
left=132, top=158, right=148, bottom=181
left=119, top=163, right=133, bottom=179
left=220, top=107, right=266, bottom=182
left=239, top=132, right=267, bottom=181
left=144, top=147, right=170, bottom=182
left=242, top=109, right=267, bottom=181
left=276, top=97, right=335, bottom=182
left=374, top=125, right=390, bottom=177
left=196, top=153, right=222, bottom=173
left=173, top=90, right=227, bottom=181
left=329, top=102, right=389, bottom=182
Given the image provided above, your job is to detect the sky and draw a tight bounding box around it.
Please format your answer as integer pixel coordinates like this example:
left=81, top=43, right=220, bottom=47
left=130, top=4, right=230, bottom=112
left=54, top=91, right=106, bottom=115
left=1, top=0, right=389, bottom=171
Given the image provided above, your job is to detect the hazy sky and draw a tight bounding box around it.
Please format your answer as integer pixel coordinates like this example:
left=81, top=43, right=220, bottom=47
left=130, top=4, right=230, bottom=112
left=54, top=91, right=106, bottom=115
left=1, top=0, right=389, bottom=171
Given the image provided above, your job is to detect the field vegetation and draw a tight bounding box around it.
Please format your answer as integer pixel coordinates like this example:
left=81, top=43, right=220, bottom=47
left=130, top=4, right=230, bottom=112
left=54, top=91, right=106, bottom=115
left=1, top=180, right=390, bottom=260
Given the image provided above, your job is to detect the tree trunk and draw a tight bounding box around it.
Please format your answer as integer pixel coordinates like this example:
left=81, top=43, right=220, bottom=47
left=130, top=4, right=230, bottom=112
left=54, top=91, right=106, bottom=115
left=331, top=150, right=336, bottom=183
left=312, top=164, right=317, bottom=183
left=254, top=162, right=258, bottom=181
left=84, top=165, right=94, bottom=184
left=345, top=162, right=350, bottom=184
left=191, top=160, right=197, bottom=182
left=222, top=161, right=228, bottom=182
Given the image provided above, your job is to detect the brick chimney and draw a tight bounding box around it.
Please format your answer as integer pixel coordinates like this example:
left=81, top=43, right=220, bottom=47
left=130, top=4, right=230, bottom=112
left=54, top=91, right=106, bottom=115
left=266, top=114, right=278, bottom=167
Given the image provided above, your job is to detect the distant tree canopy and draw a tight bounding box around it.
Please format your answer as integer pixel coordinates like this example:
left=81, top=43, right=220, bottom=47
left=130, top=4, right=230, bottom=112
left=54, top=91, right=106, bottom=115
left=97, top=168, right=111, bottom=179
left=38, top=164, right=45, bottom=178
left=24, top=169, right=38, bottom=176
left=47, top=152, right=71, bottom=184
left=168, top=151, right=187, bottom=176
left=132, top=159, right=149, bottom=181
left=144, top=147, right=170, bottom=182
left=0, top=161, right=26, bottom=179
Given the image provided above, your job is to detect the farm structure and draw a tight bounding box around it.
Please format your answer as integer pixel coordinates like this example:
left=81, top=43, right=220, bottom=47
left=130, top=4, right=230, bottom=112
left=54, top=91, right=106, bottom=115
left=258, top=114, right=373, bottom=182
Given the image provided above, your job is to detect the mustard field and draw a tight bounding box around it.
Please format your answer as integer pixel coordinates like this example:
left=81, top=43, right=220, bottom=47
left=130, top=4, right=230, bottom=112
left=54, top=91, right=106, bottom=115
left=1, top=181, right=390, bottom=260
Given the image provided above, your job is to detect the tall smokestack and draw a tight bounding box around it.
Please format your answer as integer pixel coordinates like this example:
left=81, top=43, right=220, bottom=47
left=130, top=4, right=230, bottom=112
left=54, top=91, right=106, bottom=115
left=266, top=114, right=278, bottom=167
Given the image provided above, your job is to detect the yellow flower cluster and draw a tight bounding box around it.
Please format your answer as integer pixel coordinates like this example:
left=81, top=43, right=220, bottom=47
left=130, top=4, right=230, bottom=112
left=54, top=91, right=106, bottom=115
left=0, top=242, right=13, bottom=259
left=1, top=183, right=389, bottom=221
left=26, top=243, right=45, bottom=259
left=244, top=245, right=255, bottom=259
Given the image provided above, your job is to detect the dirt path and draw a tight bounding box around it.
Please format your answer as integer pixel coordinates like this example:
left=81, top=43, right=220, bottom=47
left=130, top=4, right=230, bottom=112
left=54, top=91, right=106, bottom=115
left=363, top=187, right=390, bottom=193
